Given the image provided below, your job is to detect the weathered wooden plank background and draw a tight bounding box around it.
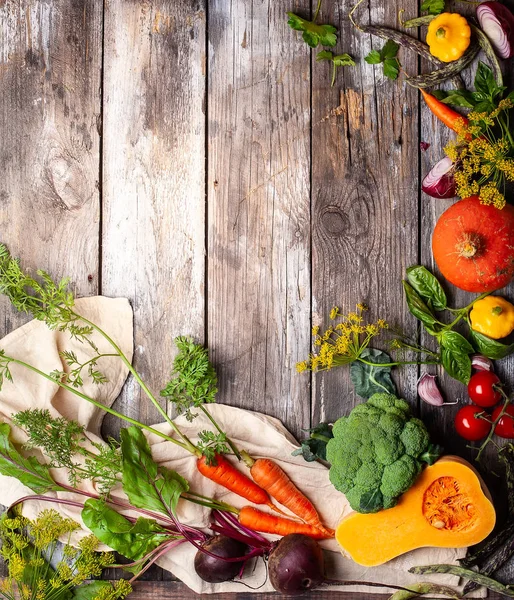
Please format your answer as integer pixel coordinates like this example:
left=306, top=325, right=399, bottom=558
left=0, top=0, right=513, bottom=597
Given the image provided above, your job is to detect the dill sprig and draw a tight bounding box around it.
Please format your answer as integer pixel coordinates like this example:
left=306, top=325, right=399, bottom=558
left=12, top=409, right=121, bottom=496
left=446, top=99, right=514, bottom=209
left=297, top=304, right=389, bottom=372
left=0, top=244, right=199, bottom=456
left=0, top=509, right=131, bottom=600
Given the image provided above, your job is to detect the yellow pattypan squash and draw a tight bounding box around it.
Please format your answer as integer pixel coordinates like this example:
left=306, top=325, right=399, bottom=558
left=426, top=13, right=471, bottom=63
left=470, top=296, right=514, bottom=340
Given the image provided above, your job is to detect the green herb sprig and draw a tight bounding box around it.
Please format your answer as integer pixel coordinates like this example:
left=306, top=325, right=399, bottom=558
left=316, top=51, right=355, bottom=86
left=0, top=508, right=131, bottom=600
left=401, top=265, right=514, bottom=384
left=365, top=39, right=401, bottom=80
left=12, top=409, right=121, bottom=496
left=286, top=12, right=337, bottom=49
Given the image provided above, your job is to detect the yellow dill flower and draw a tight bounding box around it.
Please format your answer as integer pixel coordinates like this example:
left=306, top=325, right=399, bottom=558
left=8, top=553, right=26, bottom=581
left=444, top=141, right=460, bottom=162
left=377, top=319, right=388, bottom=329
left=296, top=361, right=308, bottom=373
left=311, top=325, right=319, bottom=336
left=329, top=306, right=339, bottom=319
left=497, top=158, right=514, bottom=181
left=356, top=302, right=368, bottom=311
left=366, top=324, right=378, bottom=335
left=479, top=181, right=506, bottom=209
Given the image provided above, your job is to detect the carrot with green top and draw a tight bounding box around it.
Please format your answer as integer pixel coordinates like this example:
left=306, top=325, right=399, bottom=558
left=162, top=337, right=334, bottom=534
left=420, top=88, right=469, bottom=133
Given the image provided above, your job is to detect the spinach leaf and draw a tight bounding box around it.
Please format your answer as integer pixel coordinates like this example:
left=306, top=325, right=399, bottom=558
left=406, top=265, right=447, bottom=311
left=441, top=346, right=472, bottom=384
left=292, top=423, right=333, bottom=462
left=0, top=423, right=65, bottom=494
left=469, top=329, right=514, bottom=360
left=350, top=348, right=396, bottom=399
left=120, top=426, right=189, bottom=517
left=82, top=498, right=170, bottom=562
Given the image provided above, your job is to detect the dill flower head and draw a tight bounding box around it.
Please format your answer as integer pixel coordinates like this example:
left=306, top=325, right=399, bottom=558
left=444, top=98, right=514, bottom=210
left=297, top=304, right=388, bottom=372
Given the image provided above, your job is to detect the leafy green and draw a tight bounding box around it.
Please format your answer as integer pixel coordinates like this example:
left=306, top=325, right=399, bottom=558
left=160, top=336, right=218, bottom=421
left=196, top=430, right=230, bottom=465
left=432, top=62, right=507, bottom=111
left=287, top=12, right=337, bottom=48
left=421, top=0, right=445, bottom=15
left=0, top=423, right=65, bottom=494
left=316, top=51, right=355, bottom=86
left=350, top=349, right=397, bottom=398
left=406, top=265, right=447, bottom=311
left=432, top=89, right=478, bottom=109
left=474, top=62, right=506, bottom=105
left=402, top=281, right=442, bottom=332
left=469, top=329, right=514, bottom=360
left=12, top=409, right=121, bottom=495
left=292, top=423, right=333, bottom=462
left=82, top=499, right=171, bottom=561
left=120, top=426, right=189, bottom=517
left=365, top=40, right=400, bottom=80
left=441, top=347, right=472, bottom=385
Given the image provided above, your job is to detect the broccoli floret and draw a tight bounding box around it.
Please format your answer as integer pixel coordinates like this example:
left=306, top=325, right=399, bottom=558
left=326, top=392, right=439, bottom=513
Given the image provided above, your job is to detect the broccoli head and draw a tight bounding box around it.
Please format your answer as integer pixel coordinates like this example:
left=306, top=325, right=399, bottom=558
left=326, top=393, right=440, bottom=513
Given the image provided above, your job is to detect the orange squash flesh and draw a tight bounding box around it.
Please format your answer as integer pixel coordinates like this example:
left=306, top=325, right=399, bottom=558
left=335, top=456, right=496, bottom=567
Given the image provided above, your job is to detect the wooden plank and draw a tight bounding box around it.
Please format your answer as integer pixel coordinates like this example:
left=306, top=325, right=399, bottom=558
left=101, top=0, right=207, bottom=433
left=94, top=580, right=509, bottom=599
left=311, top=0, right=420, bottom=425
left=207, top=0, right=312, bottom=439
left=0, top=0, right=102, bottom=335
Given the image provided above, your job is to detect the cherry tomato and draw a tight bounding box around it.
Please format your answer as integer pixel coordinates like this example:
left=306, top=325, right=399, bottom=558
left=492, top=404, right=514, bottom=439
left=467, top=371, right=502, bottom=408
left=454, top=405, right=492, bottom=441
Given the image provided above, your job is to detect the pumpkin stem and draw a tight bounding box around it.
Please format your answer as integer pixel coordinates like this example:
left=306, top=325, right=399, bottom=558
left=456, top=234, right=482, bottom=259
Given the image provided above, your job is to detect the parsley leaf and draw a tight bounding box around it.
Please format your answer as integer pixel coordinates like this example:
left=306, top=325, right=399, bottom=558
left=421, top=0, right=445, bottom=15
left=316, top=51, right=355, bottom=86
left=287, top=12, right=337, bottom=48
left=383, top=58, right=400, bottom=80
left=365, top=40, right=400, bottom=80
left=364, top=49, right=382, bottom=64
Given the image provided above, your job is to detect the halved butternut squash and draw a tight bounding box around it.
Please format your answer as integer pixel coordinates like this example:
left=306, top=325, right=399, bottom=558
left=335, top=456, right=496, bottom=566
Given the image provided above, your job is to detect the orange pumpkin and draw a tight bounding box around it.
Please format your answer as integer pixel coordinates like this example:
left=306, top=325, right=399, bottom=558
left=432, top=196, right=514, bottom=292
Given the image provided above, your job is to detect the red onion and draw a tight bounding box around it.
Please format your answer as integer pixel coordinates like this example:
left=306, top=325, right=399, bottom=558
left=422, top=157, right=457, bottom=199
left=477, top=2, right=514, bottom=59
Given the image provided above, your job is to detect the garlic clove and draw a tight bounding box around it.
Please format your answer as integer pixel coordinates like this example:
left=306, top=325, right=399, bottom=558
left=418, top=373, right=445, bottom=406
left=471, top=354, right=494, bottom=372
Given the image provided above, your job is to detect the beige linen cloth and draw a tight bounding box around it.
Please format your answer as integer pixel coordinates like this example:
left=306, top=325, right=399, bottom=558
left=0, top=297, right=486, bottom=596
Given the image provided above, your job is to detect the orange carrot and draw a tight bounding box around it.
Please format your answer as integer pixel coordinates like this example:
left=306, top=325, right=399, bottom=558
left=238, top=506, right=333, bottom=539
left=197, top=454, right=281, bottom=513
left=420, top=88, right=469, bottom=134
left=249, top=458, right=333, bottom=536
